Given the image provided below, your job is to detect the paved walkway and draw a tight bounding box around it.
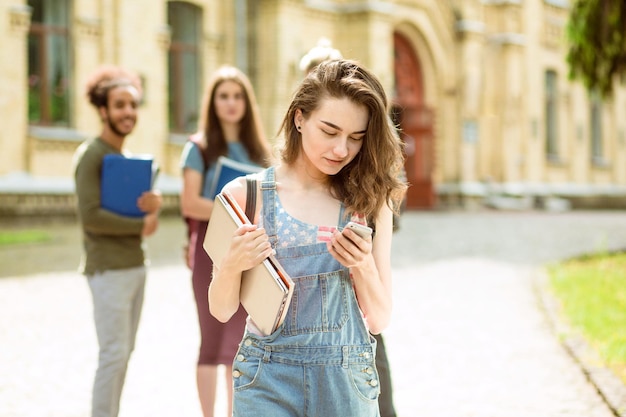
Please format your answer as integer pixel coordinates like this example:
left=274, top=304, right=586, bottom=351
left=1, top=210, right=626, bottom=416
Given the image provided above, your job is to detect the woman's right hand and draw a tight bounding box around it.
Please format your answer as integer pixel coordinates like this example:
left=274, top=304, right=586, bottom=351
left=221, top=224, right=273, bottom=273
left=209, top=223, right=273, bottom=323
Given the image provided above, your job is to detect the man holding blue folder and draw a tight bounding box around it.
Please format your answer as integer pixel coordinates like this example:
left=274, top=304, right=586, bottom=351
left=73, top=65, right=162, bottom=417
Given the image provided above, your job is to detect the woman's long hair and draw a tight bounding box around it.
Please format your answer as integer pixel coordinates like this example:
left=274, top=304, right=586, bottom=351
left=278, top=59, right=407, bottom=220
left=197, top=65, right=271, bottom=167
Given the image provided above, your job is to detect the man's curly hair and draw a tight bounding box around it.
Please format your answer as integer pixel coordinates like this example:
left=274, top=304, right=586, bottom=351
left=85, top=65, right=143, bottom=109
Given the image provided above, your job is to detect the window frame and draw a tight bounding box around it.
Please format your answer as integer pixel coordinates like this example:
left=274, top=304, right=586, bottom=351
left=544, top=69, right=559, bottom=160
left=167, top=1, right=202, bottom=134
left=590, top=91, right=604, bottom=164
left=27, top=0, right=72, bottom=127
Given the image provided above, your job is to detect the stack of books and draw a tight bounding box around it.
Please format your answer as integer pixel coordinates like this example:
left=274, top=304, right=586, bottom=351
left=204, top=190, right=294, bottom=336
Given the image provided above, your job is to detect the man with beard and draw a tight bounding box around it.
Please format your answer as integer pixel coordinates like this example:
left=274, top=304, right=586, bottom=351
left=73, top=65, right=162, bottom=417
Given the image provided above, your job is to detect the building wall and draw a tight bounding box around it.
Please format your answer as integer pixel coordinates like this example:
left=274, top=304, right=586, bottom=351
left=1, top=0, right=625, bottom=215
left=445, top=0, right=626, bottom=207
left=1, top=2, right=30, bottom=175
left=0, top=0, right=236, bottom=179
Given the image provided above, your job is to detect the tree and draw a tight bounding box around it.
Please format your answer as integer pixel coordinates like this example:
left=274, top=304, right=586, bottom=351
left=566, top=0, right=626, bottom=96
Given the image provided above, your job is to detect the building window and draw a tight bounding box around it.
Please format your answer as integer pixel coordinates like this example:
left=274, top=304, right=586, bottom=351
left=27, top=0, right=71, bottom=127
left=168, top=1, right=202, bottom=133
left=590, top=91, right=603, bottom=162
left=545, top=70, right=558, bottom=159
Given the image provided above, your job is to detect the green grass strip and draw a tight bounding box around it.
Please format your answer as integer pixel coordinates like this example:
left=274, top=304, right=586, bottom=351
left=548, top=252, right=626, bottom=384
left=0, top=230, right=51, bottom=246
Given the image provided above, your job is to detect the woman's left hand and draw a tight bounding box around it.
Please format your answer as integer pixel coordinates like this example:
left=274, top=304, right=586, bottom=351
left=327, top=227, right=372, bottom=268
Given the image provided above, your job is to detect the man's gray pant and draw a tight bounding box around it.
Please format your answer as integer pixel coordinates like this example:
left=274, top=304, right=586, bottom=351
left=87, top=266, right=146, bottom=417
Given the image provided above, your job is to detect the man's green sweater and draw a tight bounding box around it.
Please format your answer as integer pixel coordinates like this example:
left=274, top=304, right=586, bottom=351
left=73, top=138, right=146, bottom=275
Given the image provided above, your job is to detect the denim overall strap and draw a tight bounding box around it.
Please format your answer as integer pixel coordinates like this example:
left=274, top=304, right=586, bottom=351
left=260, top=167, right=278, bottom=247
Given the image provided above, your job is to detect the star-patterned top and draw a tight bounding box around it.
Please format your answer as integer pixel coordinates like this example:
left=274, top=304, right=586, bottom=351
left=268, top=199, right=367, bottom=249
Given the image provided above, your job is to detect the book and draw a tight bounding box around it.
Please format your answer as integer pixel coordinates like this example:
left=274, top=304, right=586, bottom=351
left=203, top=191, right=294, bottom=336
left=208, top=156, right=262, bottom=199
left=101, top=154, right=157, bottom=217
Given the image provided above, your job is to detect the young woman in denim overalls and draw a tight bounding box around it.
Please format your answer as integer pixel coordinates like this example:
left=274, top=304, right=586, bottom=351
left=209, top=60, right=407, bottom=417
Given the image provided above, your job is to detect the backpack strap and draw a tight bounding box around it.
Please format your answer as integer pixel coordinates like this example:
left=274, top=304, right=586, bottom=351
left=245, top=175, right=257, bottom=222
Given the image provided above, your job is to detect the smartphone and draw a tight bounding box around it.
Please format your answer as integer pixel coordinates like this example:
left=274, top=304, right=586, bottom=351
left=344, top=221, right=373, bottom=239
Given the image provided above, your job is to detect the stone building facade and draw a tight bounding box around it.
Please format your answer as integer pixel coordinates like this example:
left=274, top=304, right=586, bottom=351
left=1, top=0, right=625, bottom=216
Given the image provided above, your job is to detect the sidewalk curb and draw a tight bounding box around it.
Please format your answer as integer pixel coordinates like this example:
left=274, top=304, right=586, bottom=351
left=533, top=269, right=626, bottom=417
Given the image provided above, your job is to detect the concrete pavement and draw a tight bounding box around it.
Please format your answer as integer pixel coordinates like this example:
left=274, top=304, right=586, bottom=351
left=1, top=210, right=626, bottom=416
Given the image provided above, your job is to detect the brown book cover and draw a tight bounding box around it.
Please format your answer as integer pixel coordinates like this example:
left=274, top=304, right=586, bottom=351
left=203, top=192, right=294, bottom=335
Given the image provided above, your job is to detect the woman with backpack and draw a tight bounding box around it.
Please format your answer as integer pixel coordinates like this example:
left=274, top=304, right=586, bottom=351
left=179, top=65, right=272, bottom=417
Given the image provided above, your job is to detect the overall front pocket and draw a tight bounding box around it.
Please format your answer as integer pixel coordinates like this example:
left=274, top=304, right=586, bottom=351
left=281, top=270, right=350, bottom=336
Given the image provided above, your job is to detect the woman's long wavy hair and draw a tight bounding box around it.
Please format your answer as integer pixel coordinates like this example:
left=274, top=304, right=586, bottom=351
left=197, top=65, right=271, bottom=167
left=278, top=59, right=407, bottom=221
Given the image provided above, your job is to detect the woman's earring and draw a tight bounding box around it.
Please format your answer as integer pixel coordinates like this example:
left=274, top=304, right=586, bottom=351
left=296, top=125, right=301, bottom=132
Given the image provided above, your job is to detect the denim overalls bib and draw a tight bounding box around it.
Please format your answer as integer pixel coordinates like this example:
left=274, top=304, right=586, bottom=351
left=232, top=167, right=380, bottom=417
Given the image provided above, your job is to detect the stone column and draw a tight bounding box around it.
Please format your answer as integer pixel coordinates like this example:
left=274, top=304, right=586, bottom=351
left=1, top=4, right=31, bottom=174
left=73, top=16, right=103, bottom=137
left=492, top=1, right=525, bottom=188
left=456, top=1, right=486, bottom=207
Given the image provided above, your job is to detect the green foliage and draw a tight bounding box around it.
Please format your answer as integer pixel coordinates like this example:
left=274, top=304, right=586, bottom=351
left=548, top=251, right=626, bottom=384
left=0, top=230, right=51, bottom=246
left=566, top=0, right=626, bottom=96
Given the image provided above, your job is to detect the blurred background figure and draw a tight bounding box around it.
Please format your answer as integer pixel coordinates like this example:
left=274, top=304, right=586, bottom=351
left=298, top=37, right=344, bottom=74
left=74, top=65, right=162, bottom=417
left=179, top=65, right=272, bottom=417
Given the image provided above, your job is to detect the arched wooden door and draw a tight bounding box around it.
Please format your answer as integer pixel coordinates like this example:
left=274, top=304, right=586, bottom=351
left=393, top=32, right=435, bottom=209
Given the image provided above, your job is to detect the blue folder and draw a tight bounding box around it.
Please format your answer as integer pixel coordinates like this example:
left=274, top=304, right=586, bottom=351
left=208, top=156, right=262, bottom=199
left=101, top=154, right=156, bottom=217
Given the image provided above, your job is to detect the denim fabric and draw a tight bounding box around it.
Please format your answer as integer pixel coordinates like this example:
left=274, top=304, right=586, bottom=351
left=232, top=167, right=380, bottom=417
